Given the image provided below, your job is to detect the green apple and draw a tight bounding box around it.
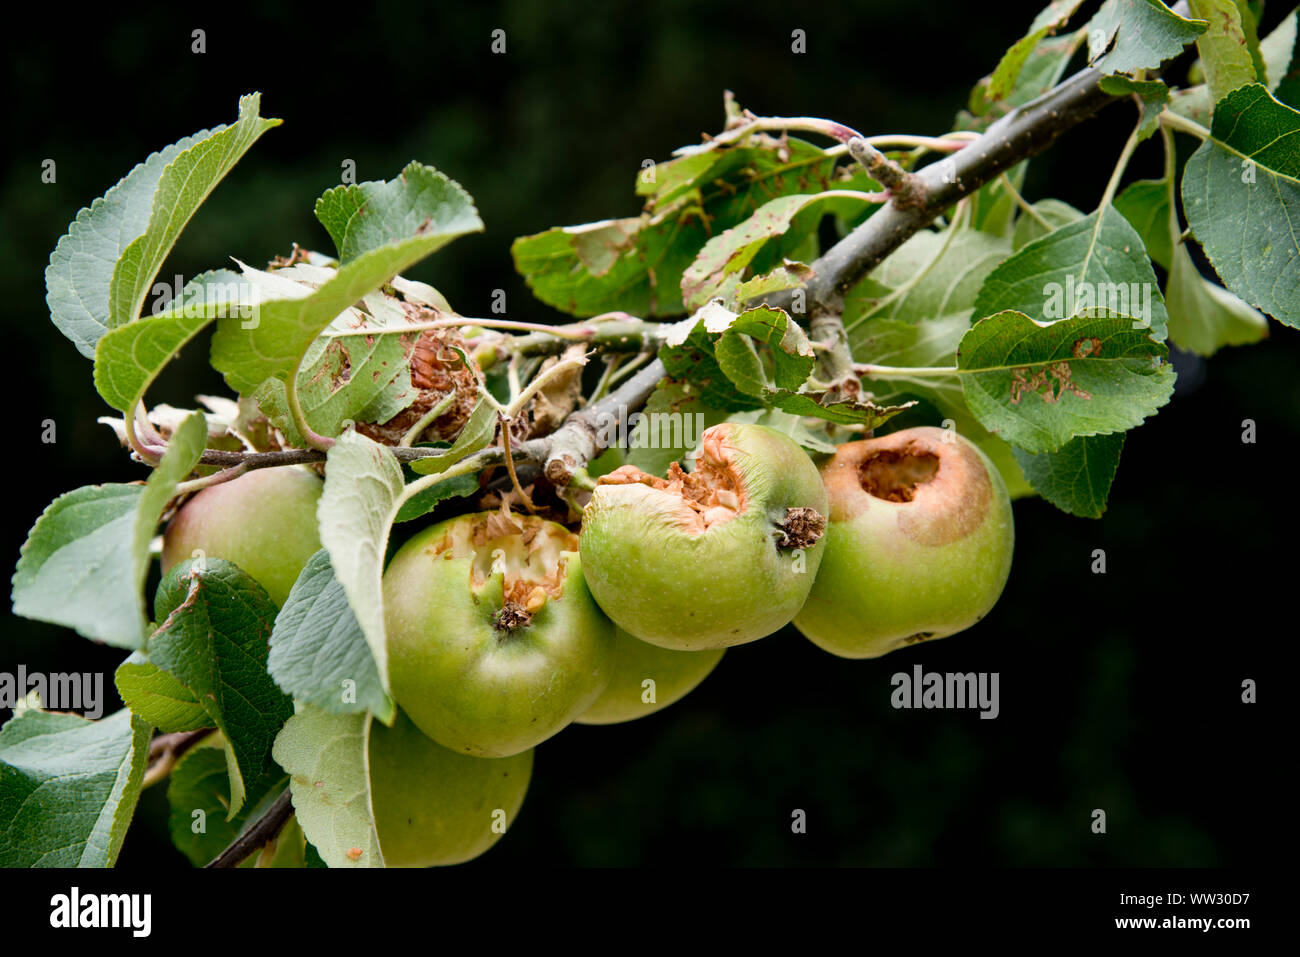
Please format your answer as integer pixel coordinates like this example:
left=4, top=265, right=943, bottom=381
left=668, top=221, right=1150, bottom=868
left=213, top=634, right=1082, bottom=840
left=161, top=467, right=323, bottom=607
left=384, top=512, right=614, bottom=758
left=794, top=426, right=1014, bottom=658
left=578, top=422, right=829, bottom=651
left=369, top=708, right=532, bottom=867
left=576, top=627, right=724, bottom=725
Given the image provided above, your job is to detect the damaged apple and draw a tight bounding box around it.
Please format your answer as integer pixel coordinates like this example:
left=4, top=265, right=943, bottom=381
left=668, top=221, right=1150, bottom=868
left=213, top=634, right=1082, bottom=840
left=578, top=422, right=830, bottom=651
left=383, top=511, right=614, bottom=757
left=793, top=426, right=1014, bottom=659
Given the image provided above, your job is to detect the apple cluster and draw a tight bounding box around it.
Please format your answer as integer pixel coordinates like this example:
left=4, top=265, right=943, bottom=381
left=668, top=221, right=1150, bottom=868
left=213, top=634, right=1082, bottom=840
left=161, top=422, right=1013, bottom=866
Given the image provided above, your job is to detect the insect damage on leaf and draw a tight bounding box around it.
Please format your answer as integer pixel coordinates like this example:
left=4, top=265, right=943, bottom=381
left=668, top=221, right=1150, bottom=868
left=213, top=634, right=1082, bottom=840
left=1008, top=362, right=1091, bottom=404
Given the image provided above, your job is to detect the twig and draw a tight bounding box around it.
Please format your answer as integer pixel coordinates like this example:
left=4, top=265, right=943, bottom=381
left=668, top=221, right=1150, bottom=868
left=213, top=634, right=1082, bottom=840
left=143, top=728, right=216, bottom=789
left=206, top=789, right=295, bottom=869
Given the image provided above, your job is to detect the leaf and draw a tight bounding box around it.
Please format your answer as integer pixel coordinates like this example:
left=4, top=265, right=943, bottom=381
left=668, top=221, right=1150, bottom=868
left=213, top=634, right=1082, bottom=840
left=1181, top=83, right=1300, bottom=328
left=166, top=743, right=286, bottom=867
left=210, top=163, right=482, bottom=395
left=957, top=310, right=1175, bottom=453
left=681, top=192, right=877, bottom=310
left=963, top=26, right=1085, bottom=128
left=1187, top=0, right=1260, bottom=108
left=1012, top=199, right=1086, bottom=251
left=317, top=432, right=406, bottom=691
left=1012, top=433, right=1126, bottom=517
left=272, top=707, right=384, bottom=868
left=109, top=95, right=280, bottom=332
left=1262, top=9, right=1299, bottom=102
left=114, top=652, right=209, bottom=733
left=513, top=138, right=857, bottom=317
left=712, top=306, right=816, bottom=395
left=94, top=270, right=251, bottom=413
left=45, top=95, right=276, bottom=358
left=268, top=550, right=395, bottom=723
left=979, top=1, right=1087, bottom=109
left=392, top=469, right=478, bottom=522
left=0, top=709, right=151, bottom=867
left=727, top=408, right=838, bottom=454
left=12, top=412, right=207, bottom=647
left=972, top=206, right=1170, bottom=340
left=766, top=389, right=913, bottom=428
left=1114, top=178, right=1173, bottom=268
left=147, top=559, right=293, bottom=816
left=1098, top=75, right=1171, bottom=139
left=1165, top=240, right=1269, bottom=353
left=844, top=229, right=1012, bottom=329
left=1087, top=0, right=1207, bottom=77
left=407, top=397, right=498, bottom=475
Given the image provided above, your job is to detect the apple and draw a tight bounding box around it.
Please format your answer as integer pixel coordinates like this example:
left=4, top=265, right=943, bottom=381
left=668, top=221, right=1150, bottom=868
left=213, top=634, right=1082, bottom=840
left=383, top=512, right=614, bottom=757
left=576, top=627, right=724, bottom=725
left=578, top=422, right=829, bottom=651
left=793, top=426, right=1014, bottom=658
left=161, top=467, right=323, bottom=607
left=369, top=708, right=532, bottom=867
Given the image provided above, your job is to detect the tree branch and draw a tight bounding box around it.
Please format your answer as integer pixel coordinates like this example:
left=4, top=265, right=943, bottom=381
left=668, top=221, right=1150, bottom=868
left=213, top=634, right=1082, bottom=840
left=765, top=63, right=1122, bottom=318
left=206, top=789, right=295, bottom=869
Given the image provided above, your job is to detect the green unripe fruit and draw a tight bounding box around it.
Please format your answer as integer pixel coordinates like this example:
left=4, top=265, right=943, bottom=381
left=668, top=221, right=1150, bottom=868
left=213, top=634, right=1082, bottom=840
left=579, top=422, right=830, bottom=651
left=384, top=512, right=614, bottom=758
left=794, top=426, right=1014, bottom=659
left=369, top=709, right=532, bottom=867
left=161, top=467, right=323, bottom=607
left=576, top=627, right=724, bottom=725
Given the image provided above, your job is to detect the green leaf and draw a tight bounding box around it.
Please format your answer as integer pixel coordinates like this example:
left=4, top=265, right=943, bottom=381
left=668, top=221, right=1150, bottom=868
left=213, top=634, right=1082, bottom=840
left=94, top=270, right=251, bottom=413
left=272, top=707, right=384, bottom=868
left=513, top=138, right=856, bottom=317
left=1187, top=0, right=1260, bottom=106
left=12, top=412, right=207, bottom=647
left=1166, top=240, right=1269, bottom=353
left=963, top=25, right=1085, bottom=128
left=108, top=95, right=279, bottom=333
left=681, top=191, right=878, bottom=310
left=972, top=206, right=1169, bottom=340
left=957, top=310, right=1175, bottom=453
left=318, top=433, right=406, bottom=692
left=211, top=163, right=482, bottom=395
left=1263, top=9, right=1300, bottom=103
left=115, top=651, right=208, bottom=732
left=979, top=1, right=1087, bottom=108
left=392, top=469, right=478, bottom=522
left=727, top=408, right=838, bottom=454
left=1012, top=199, right=1086, bottom=251
left=1181, top=83, right=1300, bottom=328
left=0, top=709, right=151, bottom=867
left=407, top=398, right=498, bottom=475
left=147, top=558, right=293, bottom=816
left=44, top=96, right=275, bottom=358
left=765, top=389, right=914, bottom=428
left=1098, top=76, right=1171, bottom=139
left=1013, top=433, right=1126, bottom=517
left=268, top=550, right=395, bottom=723
left=1114, top=178, right=1173, bottom=269
left=166, top=742, right=286, bottom=867
left=1087, top=0, right=1207, bottom=76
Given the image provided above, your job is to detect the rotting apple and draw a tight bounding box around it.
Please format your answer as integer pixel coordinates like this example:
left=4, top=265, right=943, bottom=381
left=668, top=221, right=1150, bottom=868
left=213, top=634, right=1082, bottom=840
left=793, top=426, right=1014, bottom=658
left=369, top=708, right=532, bottom=867
left=383, top=511, right=614, bottom=758
left=576, top=627, right=725, bottom=725
left=578, top=422, right=830, bottom=651
left=161, top=467, right=323, bottom=608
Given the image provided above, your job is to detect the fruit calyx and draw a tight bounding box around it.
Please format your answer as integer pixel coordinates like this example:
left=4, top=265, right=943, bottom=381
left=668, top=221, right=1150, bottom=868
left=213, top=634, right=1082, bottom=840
left=595, top=428, right=748, bottom=534
left=424, top=511, right=578, bottom=617
left=775, top=506, right=827, bottom=549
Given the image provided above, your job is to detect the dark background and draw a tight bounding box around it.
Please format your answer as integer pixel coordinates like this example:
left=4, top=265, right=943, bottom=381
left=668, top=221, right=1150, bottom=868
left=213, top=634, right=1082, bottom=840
left=1, top=0, right=1288, bottom=868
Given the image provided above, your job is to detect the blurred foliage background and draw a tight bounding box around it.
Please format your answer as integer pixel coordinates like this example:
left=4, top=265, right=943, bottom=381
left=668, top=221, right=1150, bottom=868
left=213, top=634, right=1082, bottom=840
left=1, top=0, right=1288, bottom=867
